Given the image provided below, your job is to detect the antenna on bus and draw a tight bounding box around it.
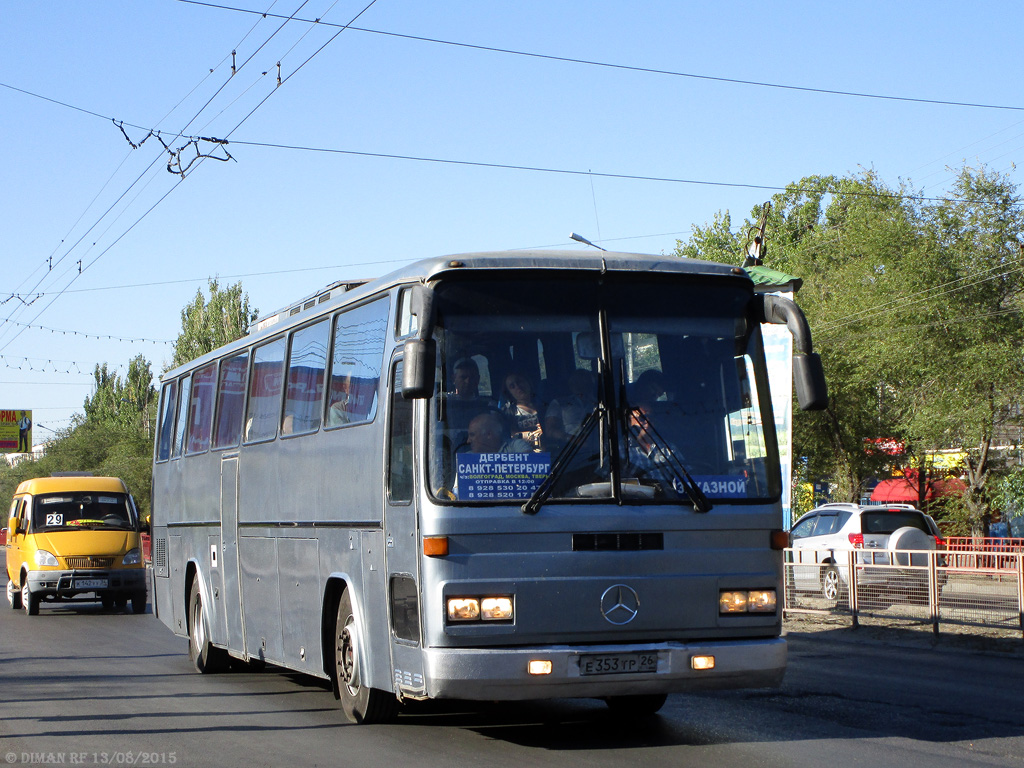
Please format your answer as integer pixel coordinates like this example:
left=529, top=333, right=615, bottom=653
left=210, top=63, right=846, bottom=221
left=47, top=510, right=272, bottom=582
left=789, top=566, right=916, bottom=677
left=570, top=232, right=607, bottom=251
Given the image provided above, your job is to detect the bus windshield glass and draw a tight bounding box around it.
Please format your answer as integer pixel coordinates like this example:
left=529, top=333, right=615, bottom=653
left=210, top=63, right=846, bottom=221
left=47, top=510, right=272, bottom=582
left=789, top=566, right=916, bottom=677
left=427, top=275, right=780, bottom=505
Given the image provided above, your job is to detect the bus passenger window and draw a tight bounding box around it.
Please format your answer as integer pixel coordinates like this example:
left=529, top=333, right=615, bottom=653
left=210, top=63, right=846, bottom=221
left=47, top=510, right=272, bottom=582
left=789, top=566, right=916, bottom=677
left=283, top=319, right=329, bottom=435
left=326, top=298, right=389, bottom=428
left=245, top=337, right=286, bottom=443
left=186, top=362, right=217, bottom=454
left=213, top=352, right=249, bottom=449
left=156, top=380, right=178, bottom=462
left=172, top=377, right=191, bottom=458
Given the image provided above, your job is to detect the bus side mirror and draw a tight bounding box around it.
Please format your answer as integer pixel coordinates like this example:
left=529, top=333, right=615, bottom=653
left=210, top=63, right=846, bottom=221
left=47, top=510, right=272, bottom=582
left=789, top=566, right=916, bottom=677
left=402, top=338, right=436, bottom=399
left=794, top=352, right=828, bottom=411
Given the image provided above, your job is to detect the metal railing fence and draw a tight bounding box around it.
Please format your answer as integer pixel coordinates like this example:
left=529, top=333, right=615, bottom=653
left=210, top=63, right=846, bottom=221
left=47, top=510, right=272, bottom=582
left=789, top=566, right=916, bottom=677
left=784, top=547, right=1024, bottom=638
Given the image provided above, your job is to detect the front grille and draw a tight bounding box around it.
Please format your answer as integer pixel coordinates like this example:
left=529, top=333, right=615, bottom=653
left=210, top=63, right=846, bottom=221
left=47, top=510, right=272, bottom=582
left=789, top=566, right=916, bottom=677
left=65, top=556, right=115, bottom=569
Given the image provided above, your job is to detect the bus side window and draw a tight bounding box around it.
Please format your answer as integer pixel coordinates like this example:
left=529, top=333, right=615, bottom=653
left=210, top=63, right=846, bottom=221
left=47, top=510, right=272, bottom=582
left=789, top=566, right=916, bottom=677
left=213, top=352, right=249, bottom=450
left=172, top=377, right=192, bottom=458
left=156, top=379, right=178, bottom=462
left=282, top=319, right=330, bottom=435
left=326, top=298, right=389, bottom=428
left=245, top=336, right=287, bottom=443
left=388, top=362, right=413, bottom=503
left=186, top=362, right=217, bottom=454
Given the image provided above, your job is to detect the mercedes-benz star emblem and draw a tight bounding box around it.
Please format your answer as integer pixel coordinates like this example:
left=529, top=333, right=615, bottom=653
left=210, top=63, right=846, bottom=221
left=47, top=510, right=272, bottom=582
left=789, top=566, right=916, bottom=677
left=600, top=584, right=640, bottom=625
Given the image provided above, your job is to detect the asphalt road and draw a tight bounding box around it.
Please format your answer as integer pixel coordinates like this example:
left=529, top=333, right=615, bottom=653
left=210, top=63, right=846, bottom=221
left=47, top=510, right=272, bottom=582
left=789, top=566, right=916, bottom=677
left=1, top=595, right=1023, bottom=768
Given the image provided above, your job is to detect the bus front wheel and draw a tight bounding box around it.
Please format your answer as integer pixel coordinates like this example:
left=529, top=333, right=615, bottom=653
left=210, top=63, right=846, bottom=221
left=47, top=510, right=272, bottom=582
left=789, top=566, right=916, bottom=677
left=334, top=589, right=398, bottom=724
left=188, top=580, right=228, bottom=673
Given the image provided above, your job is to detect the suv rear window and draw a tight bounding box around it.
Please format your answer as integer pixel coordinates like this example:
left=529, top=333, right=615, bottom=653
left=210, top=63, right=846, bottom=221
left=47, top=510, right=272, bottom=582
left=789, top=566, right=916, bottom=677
left=860, top=510, right=927, bottom=535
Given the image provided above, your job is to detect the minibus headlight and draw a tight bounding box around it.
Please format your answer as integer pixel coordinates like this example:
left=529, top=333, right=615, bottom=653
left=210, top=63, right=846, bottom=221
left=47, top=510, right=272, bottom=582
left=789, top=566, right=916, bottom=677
left=35, top=549, right=59, bottom=567
left=447, top=598, right=480, bottom=621
left=122, top=548, right=142, bottom=566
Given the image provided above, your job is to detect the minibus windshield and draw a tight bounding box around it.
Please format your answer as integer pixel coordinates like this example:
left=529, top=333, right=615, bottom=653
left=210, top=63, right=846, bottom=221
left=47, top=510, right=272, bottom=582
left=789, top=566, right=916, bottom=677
left=32, top=493, right=136, bottom=531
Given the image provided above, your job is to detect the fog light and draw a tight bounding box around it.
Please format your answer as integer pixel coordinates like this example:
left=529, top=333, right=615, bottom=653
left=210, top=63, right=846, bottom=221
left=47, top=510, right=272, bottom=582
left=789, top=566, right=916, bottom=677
left=719, top=591, right=748, bottom=613
left=481, top=597, right=513, bottom=621
left=447, top=598, right=479, bottom=621
left=691, top=655, right=715, bottom=670
left=747, top=589, right=777, bottom=612
left=528, top=660, right=552, bottom=675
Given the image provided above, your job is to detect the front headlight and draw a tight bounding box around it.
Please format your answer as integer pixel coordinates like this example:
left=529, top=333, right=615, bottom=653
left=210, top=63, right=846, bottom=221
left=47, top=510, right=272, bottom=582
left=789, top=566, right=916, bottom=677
left=35, top=549, right=59, bottom=567
left=719, top=589, right=777, bottom=614
left=122, top=548, right=142, bottom=566
left=447, top=595, right=514, bottom=623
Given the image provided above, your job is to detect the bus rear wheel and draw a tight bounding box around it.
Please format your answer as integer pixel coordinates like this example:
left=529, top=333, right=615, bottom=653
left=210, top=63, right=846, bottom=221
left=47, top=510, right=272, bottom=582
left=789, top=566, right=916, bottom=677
left=334, top=589, right=398, bottom=724
left=188, top=580, right=228, bottom=673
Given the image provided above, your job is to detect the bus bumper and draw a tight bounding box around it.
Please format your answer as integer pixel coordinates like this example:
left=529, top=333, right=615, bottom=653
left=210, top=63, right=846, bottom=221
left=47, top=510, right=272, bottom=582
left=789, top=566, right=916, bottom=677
left=421, top=637, right=786, bottom=700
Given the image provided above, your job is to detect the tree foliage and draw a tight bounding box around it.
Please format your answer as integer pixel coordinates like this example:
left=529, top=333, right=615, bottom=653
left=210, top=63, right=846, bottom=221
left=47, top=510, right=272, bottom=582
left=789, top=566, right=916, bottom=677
left=675, top=165, right=1024, bottom=532
left=171, top=279, right=257, bottom=369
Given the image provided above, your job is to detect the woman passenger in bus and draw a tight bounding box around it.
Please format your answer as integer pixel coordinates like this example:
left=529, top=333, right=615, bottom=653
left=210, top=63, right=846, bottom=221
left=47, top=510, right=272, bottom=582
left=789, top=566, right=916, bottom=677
left=501, top=372, right=544, bottom=449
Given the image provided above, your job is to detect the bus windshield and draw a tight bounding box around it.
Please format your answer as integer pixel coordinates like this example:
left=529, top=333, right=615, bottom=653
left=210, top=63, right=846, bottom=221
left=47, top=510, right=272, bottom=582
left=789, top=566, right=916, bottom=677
left=427, top=275, right=780, bottom=506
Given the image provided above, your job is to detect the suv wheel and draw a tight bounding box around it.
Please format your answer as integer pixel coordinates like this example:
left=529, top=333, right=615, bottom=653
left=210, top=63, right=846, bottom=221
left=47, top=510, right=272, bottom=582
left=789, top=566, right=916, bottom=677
left=821, top=565, right=845, bottom=603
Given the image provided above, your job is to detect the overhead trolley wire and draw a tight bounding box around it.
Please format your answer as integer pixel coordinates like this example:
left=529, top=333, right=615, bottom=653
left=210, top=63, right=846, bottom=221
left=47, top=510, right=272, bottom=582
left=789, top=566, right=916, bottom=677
left=175, top=0, right=1024, bottom=114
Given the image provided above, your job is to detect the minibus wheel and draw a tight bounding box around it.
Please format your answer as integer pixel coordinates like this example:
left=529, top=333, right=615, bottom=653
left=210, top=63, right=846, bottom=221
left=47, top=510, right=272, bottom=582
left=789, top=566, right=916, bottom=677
left=7, top=579, right=22, bottom=610
left=334, top=589, right=399, bottom=724
left=188, top=580, right=228, bottom=673
left=22, top=581, right=39, bottom=616
left=131, top=590, right=147, bottom=614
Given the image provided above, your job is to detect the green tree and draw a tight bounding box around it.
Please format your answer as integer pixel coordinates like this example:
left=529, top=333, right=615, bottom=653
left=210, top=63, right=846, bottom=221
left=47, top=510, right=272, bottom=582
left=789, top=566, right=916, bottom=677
left=171, top=279, right=257, bottom=369
left=675, top=166, right=1024, bottom=532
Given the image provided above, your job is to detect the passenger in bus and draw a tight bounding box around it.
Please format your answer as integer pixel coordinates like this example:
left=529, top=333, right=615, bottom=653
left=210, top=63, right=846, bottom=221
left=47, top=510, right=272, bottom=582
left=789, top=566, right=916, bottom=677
left=462, top=412, right=532, bottom=454
left=501, top=372, right=544, bottom=449
left=625, top=402, right=688, bottom=493
left=447, top=357, right=494, bottom=431
left=544, top=368, right=596, bottom=448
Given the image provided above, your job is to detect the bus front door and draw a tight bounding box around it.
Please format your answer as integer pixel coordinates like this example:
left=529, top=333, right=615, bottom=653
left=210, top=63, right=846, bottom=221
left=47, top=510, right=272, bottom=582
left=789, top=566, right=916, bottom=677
left=383, top=360, right=426, bottom=699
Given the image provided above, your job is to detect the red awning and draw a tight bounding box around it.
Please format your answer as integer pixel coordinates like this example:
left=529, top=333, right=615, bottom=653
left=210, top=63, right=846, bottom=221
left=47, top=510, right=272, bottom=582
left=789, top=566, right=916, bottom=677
left=870, top=478, right=924, bottom=503
left=870, top=477, right=967, bottom=504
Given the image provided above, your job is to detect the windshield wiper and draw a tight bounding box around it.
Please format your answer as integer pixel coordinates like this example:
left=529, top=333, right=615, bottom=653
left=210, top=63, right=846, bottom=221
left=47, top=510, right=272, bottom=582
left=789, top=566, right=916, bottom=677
left=626, top=406, right=713, bottom=514
left=521, top=406, right=603, bottom=515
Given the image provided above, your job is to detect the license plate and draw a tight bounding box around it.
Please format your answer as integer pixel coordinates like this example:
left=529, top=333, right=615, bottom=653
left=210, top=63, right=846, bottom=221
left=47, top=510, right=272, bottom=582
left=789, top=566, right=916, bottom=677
left=75, top=579, right=108, bottom=589
left=580, top=652, right=658, bottom=676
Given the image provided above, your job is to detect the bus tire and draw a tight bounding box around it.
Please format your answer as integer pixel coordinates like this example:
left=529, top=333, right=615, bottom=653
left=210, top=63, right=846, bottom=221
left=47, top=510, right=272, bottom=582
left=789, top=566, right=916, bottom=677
left=23, top=581, right=39, bottom=616
left=334, top=589, right=398, bottom=724
left=604, top=693, right=668, bottom=716
left=189, top=579, right=228, bottom=673
left=7, top=579, right=22, bottom=610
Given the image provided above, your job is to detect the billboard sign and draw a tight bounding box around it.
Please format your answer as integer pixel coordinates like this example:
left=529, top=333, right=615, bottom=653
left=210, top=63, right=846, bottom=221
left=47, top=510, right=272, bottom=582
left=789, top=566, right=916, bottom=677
left=1, top=409, right=33, bottom=453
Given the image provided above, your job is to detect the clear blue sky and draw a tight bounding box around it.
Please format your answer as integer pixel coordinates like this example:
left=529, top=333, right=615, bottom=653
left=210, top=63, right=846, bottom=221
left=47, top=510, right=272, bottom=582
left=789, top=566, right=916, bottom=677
left=2, top=1, right=1022, bottom=437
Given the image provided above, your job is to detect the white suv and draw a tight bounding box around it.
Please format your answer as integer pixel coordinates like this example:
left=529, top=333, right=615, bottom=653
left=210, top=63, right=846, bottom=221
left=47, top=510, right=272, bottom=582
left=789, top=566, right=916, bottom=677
left=789, top=503, right=944, bottom=601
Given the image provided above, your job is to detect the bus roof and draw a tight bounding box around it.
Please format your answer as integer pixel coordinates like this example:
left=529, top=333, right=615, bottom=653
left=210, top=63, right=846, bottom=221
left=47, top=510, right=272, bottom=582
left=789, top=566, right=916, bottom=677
left=14, top=476, right=130, bottom=496
left=163, top=250, right=747, bottom=379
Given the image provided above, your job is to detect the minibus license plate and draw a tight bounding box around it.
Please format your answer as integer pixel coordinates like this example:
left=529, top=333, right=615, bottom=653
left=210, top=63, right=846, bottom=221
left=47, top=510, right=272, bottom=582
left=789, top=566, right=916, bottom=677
left=76, top=579, right=108, bottom=589
left=580, top=652, right=657, bottom=675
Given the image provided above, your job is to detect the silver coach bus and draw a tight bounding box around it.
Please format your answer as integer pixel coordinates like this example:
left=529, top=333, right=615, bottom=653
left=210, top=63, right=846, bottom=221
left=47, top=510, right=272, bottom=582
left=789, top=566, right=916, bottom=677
left=151, top=251, right=827, bottom=723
